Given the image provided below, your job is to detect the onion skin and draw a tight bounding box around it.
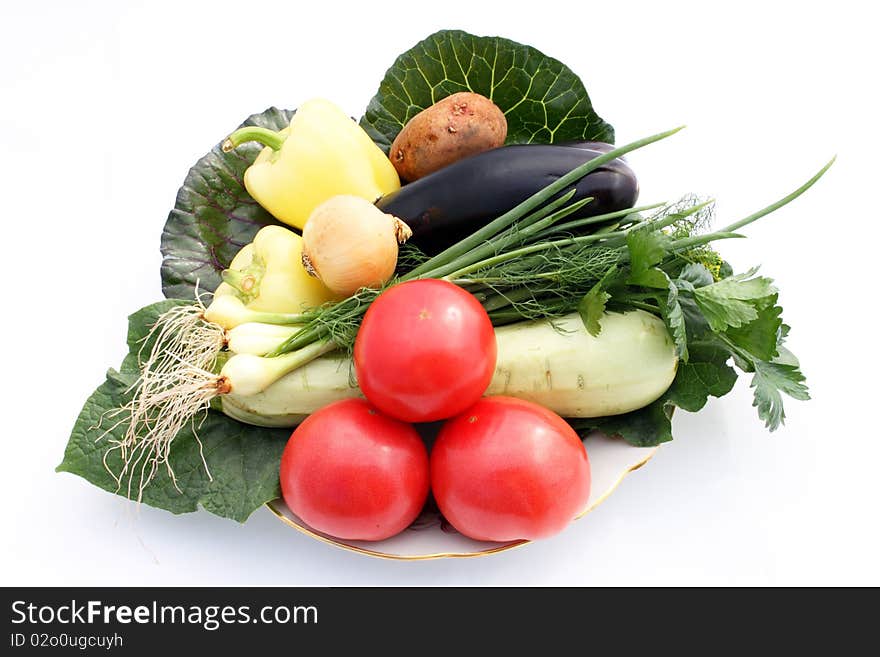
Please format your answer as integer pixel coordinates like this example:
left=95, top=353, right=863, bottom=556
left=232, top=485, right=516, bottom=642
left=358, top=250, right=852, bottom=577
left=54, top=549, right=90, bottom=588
left=301, top=195, right=411, bottom=297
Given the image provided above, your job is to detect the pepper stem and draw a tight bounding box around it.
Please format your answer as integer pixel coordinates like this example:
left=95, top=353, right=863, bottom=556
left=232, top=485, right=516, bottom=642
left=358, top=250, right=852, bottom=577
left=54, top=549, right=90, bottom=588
left=221, top=126, right=286, bottom=153
left=221, top=269, right=258, bottom=294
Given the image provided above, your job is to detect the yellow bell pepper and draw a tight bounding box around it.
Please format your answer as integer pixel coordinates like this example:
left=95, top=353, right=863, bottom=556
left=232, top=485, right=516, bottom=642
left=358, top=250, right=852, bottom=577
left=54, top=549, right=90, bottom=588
left=221, top=98, right=400, bottom=230
left=205, top=225, right=338, bottom=329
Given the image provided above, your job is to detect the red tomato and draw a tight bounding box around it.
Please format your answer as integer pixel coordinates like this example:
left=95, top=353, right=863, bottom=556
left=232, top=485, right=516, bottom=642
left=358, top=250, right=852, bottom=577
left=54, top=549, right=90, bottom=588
left=279, top=398, right=429, bottom=541
left=431, top=396, right=591, bottom=542
left=354, top=279, right=497, bottom=423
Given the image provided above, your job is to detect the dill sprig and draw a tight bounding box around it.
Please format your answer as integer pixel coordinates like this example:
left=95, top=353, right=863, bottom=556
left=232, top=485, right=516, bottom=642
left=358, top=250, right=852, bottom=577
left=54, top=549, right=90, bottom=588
left=395, top=242, right=430, bottom=273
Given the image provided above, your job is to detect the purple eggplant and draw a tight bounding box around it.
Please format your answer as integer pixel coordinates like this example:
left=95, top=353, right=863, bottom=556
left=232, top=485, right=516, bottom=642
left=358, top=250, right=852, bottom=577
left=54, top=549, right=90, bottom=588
left=377, top=142, right=638, bottom=253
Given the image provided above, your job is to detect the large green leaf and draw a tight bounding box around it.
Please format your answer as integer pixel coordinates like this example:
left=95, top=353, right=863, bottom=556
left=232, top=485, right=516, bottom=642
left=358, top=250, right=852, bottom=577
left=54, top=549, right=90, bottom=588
left=57, top=300, right=289, bottom=522
left=568, top=399, right=675, bottom=448
left=160, top=108, right=294, bottom=299
left=360, top=30, right=614, bottom=153
left=664, top=344, right=737, bottom=412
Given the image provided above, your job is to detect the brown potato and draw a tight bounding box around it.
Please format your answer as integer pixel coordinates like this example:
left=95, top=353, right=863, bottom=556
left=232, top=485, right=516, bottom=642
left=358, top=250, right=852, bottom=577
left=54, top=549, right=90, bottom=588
left=390, top=92, right=507, bottom=182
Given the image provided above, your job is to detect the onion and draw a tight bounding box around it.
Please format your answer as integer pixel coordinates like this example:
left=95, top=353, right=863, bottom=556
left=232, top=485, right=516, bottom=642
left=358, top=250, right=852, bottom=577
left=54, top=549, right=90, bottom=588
left=225, top=322, right=300, bottom=356
left=301, top=195, right=412, bottom=297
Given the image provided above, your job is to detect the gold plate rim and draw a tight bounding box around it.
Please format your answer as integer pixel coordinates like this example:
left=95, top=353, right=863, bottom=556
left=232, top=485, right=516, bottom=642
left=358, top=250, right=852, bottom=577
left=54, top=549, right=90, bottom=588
left=265, top=445, right=659, bottom=561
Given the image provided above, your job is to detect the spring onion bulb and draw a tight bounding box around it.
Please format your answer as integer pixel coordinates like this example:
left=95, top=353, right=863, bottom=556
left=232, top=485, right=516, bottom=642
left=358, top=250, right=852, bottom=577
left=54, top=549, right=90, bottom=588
left=225, top=323, right=301, bottom=356
left=301, top=195, right=412, bottom=296
left=217, top=341, right=336, bottom=396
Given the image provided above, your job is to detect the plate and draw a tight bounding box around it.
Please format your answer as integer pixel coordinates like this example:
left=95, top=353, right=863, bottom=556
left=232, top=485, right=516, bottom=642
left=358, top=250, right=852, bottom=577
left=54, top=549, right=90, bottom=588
left=266, top=432, right=658, bottom=559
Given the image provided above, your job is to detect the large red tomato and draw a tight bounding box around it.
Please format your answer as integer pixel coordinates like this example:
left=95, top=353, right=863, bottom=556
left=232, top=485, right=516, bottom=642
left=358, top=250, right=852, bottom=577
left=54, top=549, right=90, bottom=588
left=354, top=279, right=497, bottom=423
left=431, top=396, right=591, bottom=542
left=279, top=398, right=429, bottom=541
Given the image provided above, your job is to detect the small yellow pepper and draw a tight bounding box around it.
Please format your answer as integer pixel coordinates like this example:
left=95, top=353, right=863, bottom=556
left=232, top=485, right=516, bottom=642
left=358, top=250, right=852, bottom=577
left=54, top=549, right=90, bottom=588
left=222, top=98, right=400, bottom=230
left=205, top=225, right=338, bottom=329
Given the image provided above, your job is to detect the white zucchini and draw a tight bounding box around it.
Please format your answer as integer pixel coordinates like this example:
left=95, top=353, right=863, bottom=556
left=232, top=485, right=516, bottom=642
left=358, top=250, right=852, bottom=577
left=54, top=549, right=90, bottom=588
left=221, top=355, right=362, bottom=427
left=221, top=310, right=677, bottom=427
left=486, top=310, right=677, bottom=417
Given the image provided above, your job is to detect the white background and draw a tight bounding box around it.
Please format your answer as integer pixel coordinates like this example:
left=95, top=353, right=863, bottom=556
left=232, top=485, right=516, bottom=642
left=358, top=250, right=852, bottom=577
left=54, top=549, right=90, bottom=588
left=2, top=0, right=877, bottom=586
